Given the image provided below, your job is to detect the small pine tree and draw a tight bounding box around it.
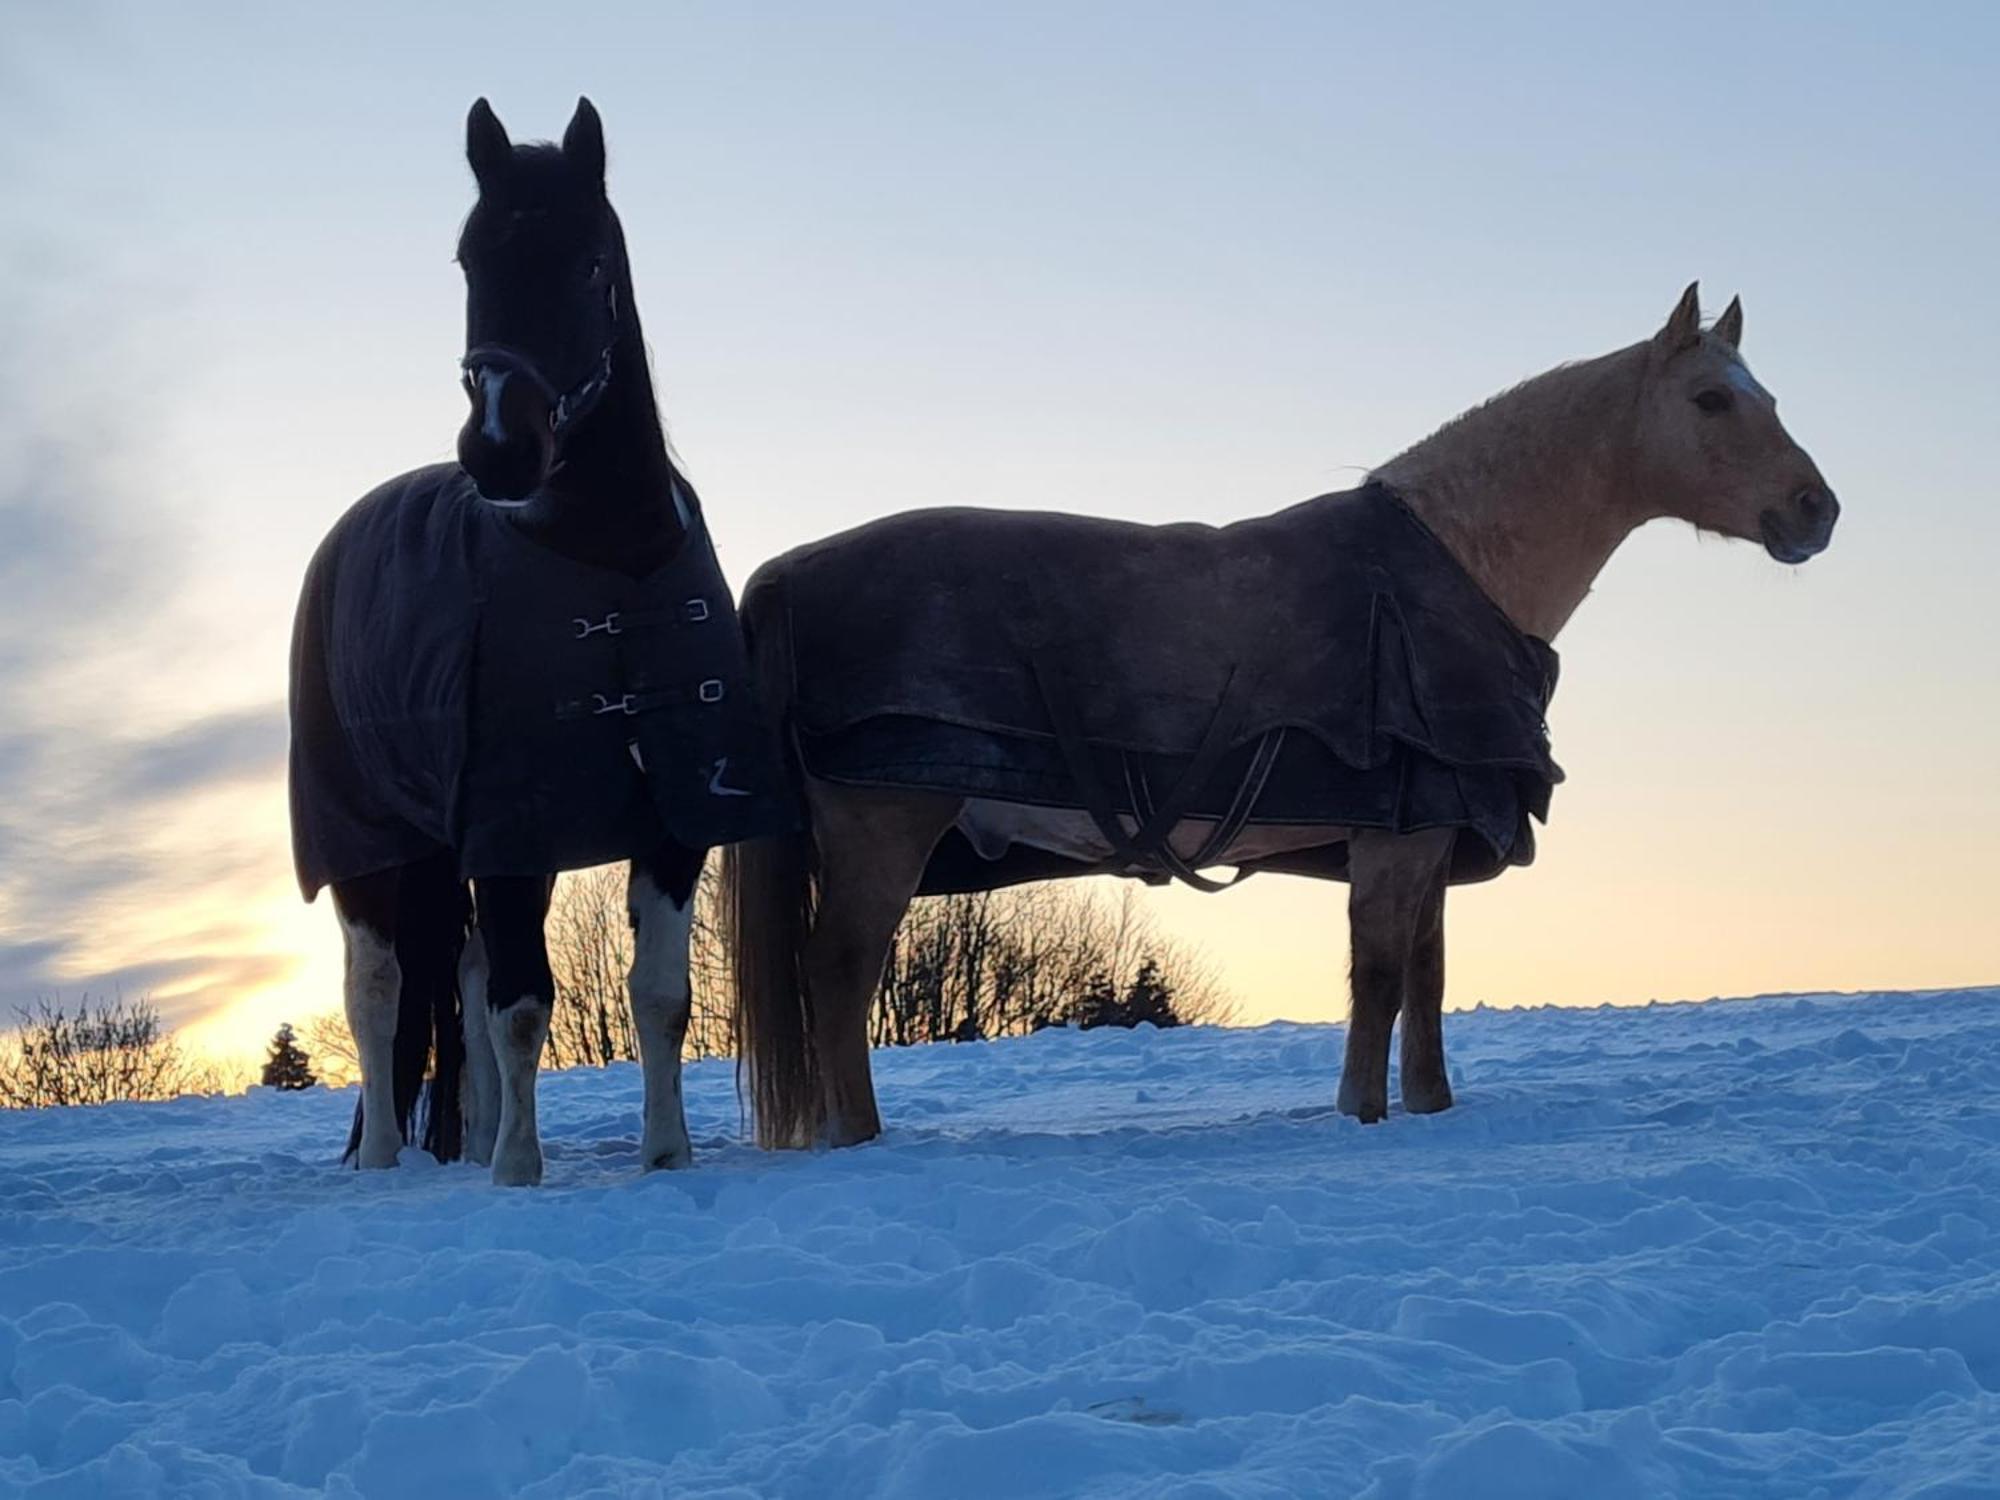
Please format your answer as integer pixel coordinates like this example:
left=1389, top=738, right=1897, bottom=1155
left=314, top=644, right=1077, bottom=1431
left=261, top=1023, right=317, bottom=1091
left=1059, top=958, right=1181, bottom=1031
left=1069, top=967, right=1121, bottom=1030
left=1121, top=958, right=1180, bottom=1029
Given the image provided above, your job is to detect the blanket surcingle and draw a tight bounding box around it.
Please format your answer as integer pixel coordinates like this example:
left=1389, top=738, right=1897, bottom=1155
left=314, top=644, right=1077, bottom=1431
left=290, top=464, right=794, bottom=898
left=747, top=481, right=1562, bottom=893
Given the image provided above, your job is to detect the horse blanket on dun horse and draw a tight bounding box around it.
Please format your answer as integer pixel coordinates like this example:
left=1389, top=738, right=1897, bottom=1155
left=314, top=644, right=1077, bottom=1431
left=290, top=464, right=794, bottom=898
left=748, top=481, right=1563, bottom=895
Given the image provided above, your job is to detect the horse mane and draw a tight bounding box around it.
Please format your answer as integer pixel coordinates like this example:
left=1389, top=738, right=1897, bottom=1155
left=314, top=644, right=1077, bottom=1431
left=1375, top=348, right=1641, bottom=483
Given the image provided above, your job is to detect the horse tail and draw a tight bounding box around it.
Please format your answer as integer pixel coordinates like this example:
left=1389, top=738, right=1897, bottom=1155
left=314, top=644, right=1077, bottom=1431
left=341, top=851, right=473, bottom=1164
left=720, top=581, right=821, bottom=1149
left=720, top=832, right=819, bottom=1148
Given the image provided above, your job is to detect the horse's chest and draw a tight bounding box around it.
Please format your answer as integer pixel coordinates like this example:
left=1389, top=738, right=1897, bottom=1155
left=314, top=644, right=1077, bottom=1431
left=455, top=521, right=792, bottom=874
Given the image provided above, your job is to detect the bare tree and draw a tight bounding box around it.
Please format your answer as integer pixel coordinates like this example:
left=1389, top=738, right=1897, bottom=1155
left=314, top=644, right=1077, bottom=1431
left=544, top=864, right=639, bottom=1069
left=872, top=881, right=1235, bottom=1047
left=543, top=862, right=733, bottom=1069
left=299, top=1009, right=360, bottom=1088
left=0, top=996, right=223, bottom=1110
left=684, top=867, right=733, bottom=1060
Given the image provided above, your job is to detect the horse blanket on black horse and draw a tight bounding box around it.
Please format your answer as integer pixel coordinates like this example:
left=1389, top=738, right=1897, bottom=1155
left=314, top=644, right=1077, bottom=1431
left=290, top=463, right=794, bottom=898
left=745, top=481, right=1562, bottom=894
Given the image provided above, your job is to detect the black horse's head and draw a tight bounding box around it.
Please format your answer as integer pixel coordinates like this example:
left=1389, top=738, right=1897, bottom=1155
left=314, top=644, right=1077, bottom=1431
left=456, top=97, right=626, bottom=504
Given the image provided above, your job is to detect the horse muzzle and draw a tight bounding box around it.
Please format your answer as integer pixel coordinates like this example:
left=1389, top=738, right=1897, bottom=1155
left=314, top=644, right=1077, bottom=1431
left=1759, top=486, right=1839, bottom=565
left=458, top=355, right=557, bottom=502
left=458, top=415, right=554, bottom=503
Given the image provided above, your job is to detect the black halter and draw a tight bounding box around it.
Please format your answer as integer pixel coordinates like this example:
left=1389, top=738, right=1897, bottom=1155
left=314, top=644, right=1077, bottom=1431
left=461, top=338, right=615, bottom=438
left=461, top=266, right=621, bottom=439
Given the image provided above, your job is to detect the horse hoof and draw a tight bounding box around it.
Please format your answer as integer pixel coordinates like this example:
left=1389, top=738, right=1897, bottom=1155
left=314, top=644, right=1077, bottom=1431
left=642, top=1140, right=693, bottom=1171
left=824, top=1116, right=882, bottom=1149
left=491, top=1146, right=543, bottom=1187
left=1335, top=1079, right=1388, bottom=1125
left=1403, top=1081, right=1455, bottom=1115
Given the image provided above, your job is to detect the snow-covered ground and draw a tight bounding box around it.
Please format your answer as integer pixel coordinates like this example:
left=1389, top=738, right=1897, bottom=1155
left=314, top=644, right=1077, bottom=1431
left=2, top=988, right=1998, bottom=1498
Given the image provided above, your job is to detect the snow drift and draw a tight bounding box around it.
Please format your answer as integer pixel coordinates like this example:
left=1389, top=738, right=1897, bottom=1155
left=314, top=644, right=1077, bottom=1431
left=2, top=987, right=1997, bottom=1497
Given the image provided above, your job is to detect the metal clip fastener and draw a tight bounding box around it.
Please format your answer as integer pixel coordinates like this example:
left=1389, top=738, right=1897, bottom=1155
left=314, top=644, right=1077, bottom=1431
left=591, top=692, right=637, bottom=716
left=573, top=613, right=623, bottom=639
left=697, top=679, right=725, bottom=704
left=684, top=598, right=710, bottom=623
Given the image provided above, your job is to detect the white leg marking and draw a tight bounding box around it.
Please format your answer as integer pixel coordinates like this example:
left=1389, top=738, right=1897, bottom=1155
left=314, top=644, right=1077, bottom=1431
left=339, top=914, right=404, bottom=1170
left=490, top=996, right=549, bottom=1187
left=479, top=368, right=512, bottom=444
left=629, top=866, right=696, bottom=1170
left=459, top=930, right=500, bottom=1168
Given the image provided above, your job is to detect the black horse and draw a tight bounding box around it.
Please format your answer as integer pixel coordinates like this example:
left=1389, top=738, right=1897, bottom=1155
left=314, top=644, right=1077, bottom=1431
left=289, top=99, right=789, bottom=1185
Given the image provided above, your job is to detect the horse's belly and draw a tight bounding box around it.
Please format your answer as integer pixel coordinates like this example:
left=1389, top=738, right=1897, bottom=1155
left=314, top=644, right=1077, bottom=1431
left=954, top=798, right=1351, bottom=870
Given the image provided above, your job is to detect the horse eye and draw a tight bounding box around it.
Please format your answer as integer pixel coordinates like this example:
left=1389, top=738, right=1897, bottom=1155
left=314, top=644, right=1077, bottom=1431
left=1693, top=388, right=1734, bottom=415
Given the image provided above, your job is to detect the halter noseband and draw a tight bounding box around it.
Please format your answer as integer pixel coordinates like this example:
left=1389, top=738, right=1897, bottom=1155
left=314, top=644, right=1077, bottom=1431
left=461, top=338, right=615, bottom=438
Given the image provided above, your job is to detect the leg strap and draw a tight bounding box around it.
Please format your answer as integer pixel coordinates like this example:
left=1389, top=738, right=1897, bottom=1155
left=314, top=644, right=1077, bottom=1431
left=1030, top=648, right=1271, bottom=891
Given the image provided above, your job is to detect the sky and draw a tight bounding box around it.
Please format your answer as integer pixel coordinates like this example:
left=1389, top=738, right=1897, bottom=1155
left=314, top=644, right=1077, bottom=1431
left=2, top=1, right=1996, bottom=1065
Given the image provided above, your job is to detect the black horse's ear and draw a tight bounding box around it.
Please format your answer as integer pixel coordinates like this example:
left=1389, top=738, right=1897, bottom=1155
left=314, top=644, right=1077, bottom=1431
left=563, top=97, right=606, bottom=188
left=467, top=98, right=512, bottom=190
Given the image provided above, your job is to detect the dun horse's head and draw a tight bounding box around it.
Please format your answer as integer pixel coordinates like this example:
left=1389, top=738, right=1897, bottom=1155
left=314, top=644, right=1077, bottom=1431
left=1632, top=283, right=1839, bottom=564
left=455, top=98, right=625, bottom=504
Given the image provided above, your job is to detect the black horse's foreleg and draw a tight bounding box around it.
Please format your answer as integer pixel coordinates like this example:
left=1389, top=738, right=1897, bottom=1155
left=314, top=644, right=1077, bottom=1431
left=475, top=874, right=556, bottom=1186
left=459, top=928, right=498, bottom=1167
left=628, top=843, right=705, bottom=1170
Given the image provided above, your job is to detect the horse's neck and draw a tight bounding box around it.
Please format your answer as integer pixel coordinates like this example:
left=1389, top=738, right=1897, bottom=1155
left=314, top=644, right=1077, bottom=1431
left=1372, top=343, right=1650, bottom=641
left=539, top=323, right=688, bottom=575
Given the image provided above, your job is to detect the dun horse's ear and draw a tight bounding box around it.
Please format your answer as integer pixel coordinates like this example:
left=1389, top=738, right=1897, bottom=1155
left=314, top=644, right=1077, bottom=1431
left=467, top=98, right=512, bottom=191
left=563, top=97, right=606, bottom=188
left=1711, top=295, right=1744, bottom=350
left=1655, top=281, right=1703, bottom=354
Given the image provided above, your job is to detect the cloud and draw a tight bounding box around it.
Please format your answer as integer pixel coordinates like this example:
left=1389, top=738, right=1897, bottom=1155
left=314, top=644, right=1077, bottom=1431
left=0, top=710, right=293, bottom=1020
left=0, top=945, right=301, bottom=1033
left=99, top=703, right=288, bottom=802
left=0, top=939, right=70, bottom=996
left=0, top=164, right=299, bottom=1042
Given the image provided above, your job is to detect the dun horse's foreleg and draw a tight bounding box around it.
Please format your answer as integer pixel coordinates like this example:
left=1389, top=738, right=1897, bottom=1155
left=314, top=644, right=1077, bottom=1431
left=459, top=929, right=500, bottom=1167
left=477, top=875, right=556, bottom=1187
left=803, top=783, right=960, bottom=1147
left=1337, top=828, right=1453, bottom=1124
left=628, top=848, right=701, bottom=1171
left=334, top=872, right=404, bottom=1169
left=1398, top=876, right=1453, bottom=1114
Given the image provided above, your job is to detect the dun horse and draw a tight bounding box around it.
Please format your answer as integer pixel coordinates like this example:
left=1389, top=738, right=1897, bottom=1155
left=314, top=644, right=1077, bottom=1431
left=724, top=286, right=1839, bottom=1145
left=290, top=100, right=788, bottom=1184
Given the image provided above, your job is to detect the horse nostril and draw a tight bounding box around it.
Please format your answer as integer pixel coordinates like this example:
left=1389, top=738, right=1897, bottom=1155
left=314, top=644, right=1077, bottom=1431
left=1796, top=488, right=1837, bottom=529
